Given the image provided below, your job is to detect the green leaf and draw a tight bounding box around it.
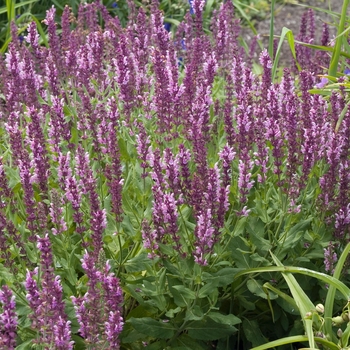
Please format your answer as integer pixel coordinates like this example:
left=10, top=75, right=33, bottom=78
left=170, top=285, right=196, bottom=307
left=272, top=27, right=300, bottom=82
left=185, top=305, right=204, bottom=321
left=247, top=279, right=278, bottom=300
left=243, top=319, right=267, bottom=347
left=198, top=283, right=217, bottom=298
left=15, top=339, right=34, bottom=350
left=127, top=317, right=176, bottom=339
left=173, top=334, right=207, bottom=350
left=124, top=253, right=154, bottom=273
left=187, top=317, right=237, bottom=340
left=207, top=312, right=241, bottom=326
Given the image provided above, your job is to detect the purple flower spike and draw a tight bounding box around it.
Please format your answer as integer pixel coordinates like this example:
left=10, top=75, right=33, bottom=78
left=324, top=242, right=338, bottom=274
left=0, top=286, right=17, bottom=350
left=53, top=317, right=74, bottom=350
left=194, top=209, right=215, bottom=266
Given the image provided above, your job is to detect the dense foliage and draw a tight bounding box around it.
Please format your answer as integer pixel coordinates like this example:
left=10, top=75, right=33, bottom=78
left=0, top=0, right=350, bottom=349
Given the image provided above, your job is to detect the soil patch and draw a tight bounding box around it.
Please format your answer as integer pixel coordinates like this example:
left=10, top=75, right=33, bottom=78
left=242, top=0, right=345, bottom=65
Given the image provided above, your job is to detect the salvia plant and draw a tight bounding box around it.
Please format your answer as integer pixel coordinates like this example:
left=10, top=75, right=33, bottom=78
left=0, top=0, right=350, bottom=349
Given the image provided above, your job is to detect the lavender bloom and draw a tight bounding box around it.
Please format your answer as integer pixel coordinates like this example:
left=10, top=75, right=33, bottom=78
left=43, top=6, right=63, bottom=76
left=334, top=203, right=350, bottom=240
left=142, top=219, right=159, bottom=259
left=72, top=252, right=101, bottom=344
left=61, top=5, right=71, bottom=55
left=238, top=152, right=254, bottom=203
left=151, top=181, right=181, bottom=252
left=136, top=124, right=151, bottom=178
left=259, top=49, right=272, bottom=90
left=102, top=262, right=124, bottom=348
left=177, top=144, right=192, bottom=201
left=26, top=107, right=50, bottom=194
left=219, top=144, right=235, bottom=188
left=280, top=68, right=300, bottom=190
left=0, top=286, right=17, bottom=350
left=18, top=157, right=38, bottom=239
left=163, top=148, right=181, bottom=199
left=204, top=164, right=231, bottom=242
left=53, top=317, right=74, bottom=349
left=49, top=189, right=67, bottom=235
left=103, top=100, right=124, bottom=223
left=4, top=111, right=24, bottom=165
left=295, top=10, right=315, bottom=71
left=72, top=251, right=124, bottom=348
left=264, top=116, right=283, bottom=179
left=237, top=206, right=251, bottom=217
left=25, top=237, right=72, bottom=348
left=324, top=242, right=338, bottom=274
left=25, top=21, right=42, bottom=60
left=45, top=51, right=60, bottom=96
left=194, top=209, right=215, bottom=265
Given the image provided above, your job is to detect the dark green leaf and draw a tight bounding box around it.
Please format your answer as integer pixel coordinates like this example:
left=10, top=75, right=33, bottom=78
left=127, top=317, right=176, bottom=339
left=208, top=312, right=241, bottom=326
left=125, top=253, right=154, bottom=273
left=187, top=317, right=237, bottom=340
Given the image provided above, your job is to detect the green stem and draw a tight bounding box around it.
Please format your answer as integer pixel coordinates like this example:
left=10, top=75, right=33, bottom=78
left=268, top=0, right=276, bottom=60
left=328, top=0, right=349, bottom=77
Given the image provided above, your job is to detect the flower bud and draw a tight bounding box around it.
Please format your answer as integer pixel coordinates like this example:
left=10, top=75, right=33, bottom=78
left=332, top=316, right=344, bottom=327
left=342, top=312, right=349, bottom=322
left=315, top=304, right=324, bottom=314
left=305, top=312, right=312, bottom=319
left=337, top=328, right=343, bottom=338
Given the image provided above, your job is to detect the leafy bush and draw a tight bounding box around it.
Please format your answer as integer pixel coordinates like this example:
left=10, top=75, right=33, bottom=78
left=0, top=0, right=350, bottom=349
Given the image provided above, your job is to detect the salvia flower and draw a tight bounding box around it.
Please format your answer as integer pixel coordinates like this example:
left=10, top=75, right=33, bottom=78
left=25, top=235, right=72, bottom=348
left=194, top=209, right=215, bottom=266
left=324, top=242, right=338, bottom=274
left=72, top=251, right=124, bottom=348
left=0, top=286, right=17, bottom=350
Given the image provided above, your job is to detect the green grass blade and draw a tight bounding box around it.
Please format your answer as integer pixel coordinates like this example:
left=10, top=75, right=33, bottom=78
left=335, top=100, right=350, bottom=133
left=232, top=0, right=259, bottom=37
left=270, top=252, right=315, bottom=349
left=328, top=0, right=349, bottom=77
left=291, top=40, right=350, bottom=60
left=163, top=18, right=181, bottom=27
left=263, top=282, right=298, bottom=323
left=0, top=36, right=12, bottom=54
left=250, top=335, right=339, bottom=350
left=324, top=242, right=350, bottom=343
left=0, top=0, right=37, bottom=15
left=50, top=0, right=65, bottom=11
left=203, top=0, right=215, bottom=20
left=235, top=266, right=350, bottom=300
left=272, top=27, right=300, bottom=82
left=263, top=282, right=298, bottom=311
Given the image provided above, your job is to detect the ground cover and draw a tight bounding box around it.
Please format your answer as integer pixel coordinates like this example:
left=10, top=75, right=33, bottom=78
left=0, top=0, right=350, bottom=349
